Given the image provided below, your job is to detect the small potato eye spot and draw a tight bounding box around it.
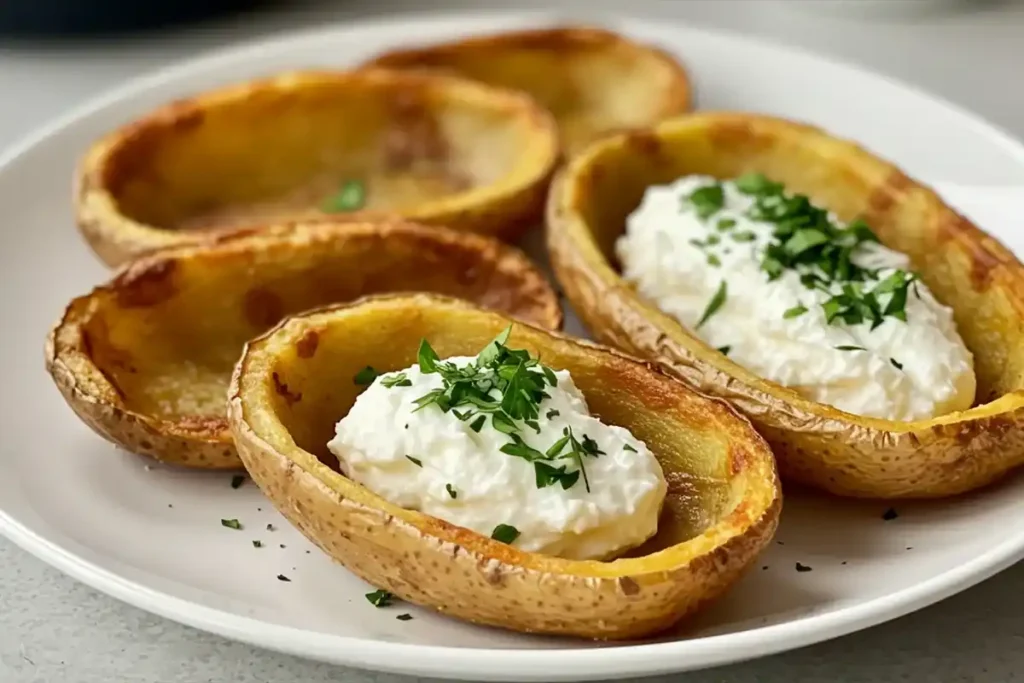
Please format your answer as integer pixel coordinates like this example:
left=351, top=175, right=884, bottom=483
left=271, top=372, right=302, bottom=406
left=296, top=330, right=320, bottom=359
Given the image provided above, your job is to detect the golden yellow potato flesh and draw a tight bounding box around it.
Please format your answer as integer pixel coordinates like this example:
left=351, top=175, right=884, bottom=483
left=45, top=221, right=562, bottom=469
left=75, top=69, right=560, bottom=266
left=363, top=26, right=692, bottom=158
left=547, top=111, right=1024, bottom=499
left=227, top=293, right=780, bottom=639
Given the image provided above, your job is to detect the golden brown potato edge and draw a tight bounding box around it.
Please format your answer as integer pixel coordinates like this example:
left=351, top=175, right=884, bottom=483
left=227, top=293, right=781, bottom=639
left=546, top=111, right=1024, bottom=499
left=45, top=221, right=563, bottom=469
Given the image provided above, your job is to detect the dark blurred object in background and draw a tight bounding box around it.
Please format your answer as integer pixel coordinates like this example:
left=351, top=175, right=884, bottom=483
left=0, top=0, right=269, bottom=37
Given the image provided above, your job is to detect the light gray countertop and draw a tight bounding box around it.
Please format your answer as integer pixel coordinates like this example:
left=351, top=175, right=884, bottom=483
left=3, top=1, right=1024, bottom=681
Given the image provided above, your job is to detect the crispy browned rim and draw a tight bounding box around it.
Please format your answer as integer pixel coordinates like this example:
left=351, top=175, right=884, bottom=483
left=45, top=221, right=563, bottom=469
left=547, top=111, right=1024, bottom=499
left=364, top=25, right=692, bottom=113
left=228, top=293, right=780, bottom=638
left=75, top=68, right=560, bottom=266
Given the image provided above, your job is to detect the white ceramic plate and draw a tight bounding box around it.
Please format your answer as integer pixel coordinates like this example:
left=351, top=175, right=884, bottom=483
left=3, top=10, right=1024, bottom=682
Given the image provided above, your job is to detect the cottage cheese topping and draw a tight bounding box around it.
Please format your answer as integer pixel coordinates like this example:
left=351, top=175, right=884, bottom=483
left=328, top=355, right=667, bottom=560
left=615, top=175, right=976, bottom=421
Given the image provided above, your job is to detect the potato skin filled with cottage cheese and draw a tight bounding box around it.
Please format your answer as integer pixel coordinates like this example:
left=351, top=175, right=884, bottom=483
left=329, top=350, right=666, bottom=561
left=547, top=111, right=1024, bottom=499
left=615, top=175, right=976, bottom=422
left=228, top=294, right=781, bottom=639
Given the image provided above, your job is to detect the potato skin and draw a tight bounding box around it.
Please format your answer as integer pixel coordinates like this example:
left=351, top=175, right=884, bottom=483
left=228, top=294, right=781, bottom=638
left=75, top=69, right=560, bottom=267
left=363, top=26, right=692, bottom=157
left=45, top=221, right=562, bottom=469
left=547, top=112, right=1024, bottom=499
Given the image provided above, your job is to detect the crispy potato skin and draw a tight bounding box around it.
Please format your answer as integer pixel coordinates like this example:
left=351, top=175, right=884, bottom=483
left=547, top=112, right=1024, bottom=499
left=228, top=294, right=780, bottom=639
left=75, top=69, right=560, bottom=266
left=45, top=221, right=562, bottom=469
left=363, top=26, right=692, bottom=157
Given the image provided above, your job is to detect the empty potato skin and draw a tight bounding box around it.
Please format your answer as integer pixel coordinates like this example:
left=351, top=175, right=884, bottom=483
left=227, top=294, right=780, bottom=639
left=547, top=111, right=1024, bottom=499
left=75, top=69, right=560, bottom=266
left=45, top=221, right=562, bottom=469
left=363, top=26, right=692, bottom=157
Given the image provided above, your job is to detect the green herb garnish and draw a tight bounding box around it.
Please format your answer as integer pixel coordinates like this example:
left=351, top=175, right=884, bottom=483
left=353, top=366, right=379, bottom=386
left=835, top=345, right=867, bottom=351
left=407, top=326, right=601, bottom=493
left=697, top=281, right=728, bottom=329
left=221, top=519, right=241, bottom=530
left=783, top=305, right=808, bottom=319
left=365, top=589, right=394, bottom=607
left=406, top=455, right=422, bottom=467
left=396, top=613, right=414, bottom=621
left=717, top=217, right=736, bottom=231
left=735, top=172, right=783, bottom=195
left=732, top=230, right=757, bottom=243
left=491, top=524, right=520, bottom=544
left=381, top=372, right=412, bottom=388
left=445, top=483, right=457, bottom=499
left=890, top=358, right=904, bottom=370
left=707, top=253, right=722, bottom=267
left=230, top=475, right=245, bottom=489
left=717, top=345, right=731, bottom=355
left=623, top=444, right=638, bottom=453
left=688, top=183, right=725, bottom=219
left=322, top=179, right=366, bottom=213
left=546, top=409, right=560, bottom=419
left=252, top=540, right=263, bottom=548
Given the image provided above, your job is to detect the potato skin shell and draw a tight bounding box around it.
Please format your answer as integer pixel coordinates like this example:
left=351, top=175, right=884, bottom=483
left=227, top=293, right=781, bottom=639
left=547, top=112, right=1024, bottom=499
left=45, top=221, right=563, bottom=469
left=74, top=69, right=560, bottom=267
left=363, top=26, right=693, bottom=157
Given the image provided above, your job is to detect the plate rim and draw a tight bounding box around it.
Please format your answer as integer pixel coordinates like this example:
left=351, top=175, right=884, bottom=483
left=4, top=9, right=1024, bottom=681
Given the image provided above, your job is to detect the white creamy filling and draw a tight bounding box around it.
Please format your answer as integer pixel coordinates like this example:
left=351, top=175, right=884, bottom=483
left=615, top=175, right=976, bottom=421
left=327, top=356, right=667, bottom=561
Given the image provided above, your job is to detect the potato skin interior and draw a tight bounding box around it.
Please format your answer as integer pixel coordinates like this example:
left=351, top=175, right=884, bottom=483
left=229, top=293, right=780, bottom=639
left=547, top=111, right=1024, bottom=498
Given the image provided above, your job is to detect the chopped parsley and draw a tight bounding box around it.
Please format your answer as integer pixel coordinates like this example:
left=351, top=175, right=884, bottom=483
left=491, top=524, right=520, bottom=544
left=230, top=475, right=245, bottom=489
left=623, top=444, right=637, bottom=453
left=396, top=613, right=414, bottom=621
left=353, top=366, right=379, bottom=386
left=546, top=409, right=560, bottom=419
left=732, top=230, right=757, bottom=243
left=688, top=182, right=725, bottom=219
left=266, top=523, right=276, bottom=532
left=405, top=455, right=422, bottom=467
left=277, top=574, right=291, bottom=582
left=696, top=280, right=728, bottom=329
left=221, top=519, right=242, bottom=530
left=365, top=589, right=394, bottom=607
left=882, top=507, right=899, bottom=521
left=890, top=358, right=904, bottom=370
left=252, top=540, right=263, bottom=548
left=783, top=305, right=807, bottom=319
left=717, top=345, right=731, bottom=355
left=717, top=217, right=736, bottom=231
left=835, top=345, right=867, bottom=352
left=381, top=372, right=412, bottom=388
left=795, top=562, right=813, bottom=573
left=322, top=179, right=366, bottom=213
left=409, top=326, right=602, bottom=493
left=707, top=253, right=722, bottom=267
left=445, top=483, right=457, bottom=499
